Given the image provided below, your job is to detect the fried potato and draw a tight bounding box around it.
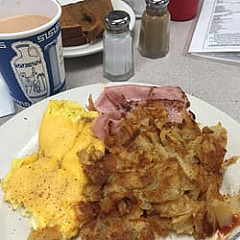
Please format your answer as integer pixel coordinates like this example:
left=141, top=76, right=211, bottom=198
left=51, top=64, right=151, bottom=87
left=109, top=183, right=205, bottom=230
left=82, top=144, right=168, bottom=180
left=78, top=102, right=240, bottom=240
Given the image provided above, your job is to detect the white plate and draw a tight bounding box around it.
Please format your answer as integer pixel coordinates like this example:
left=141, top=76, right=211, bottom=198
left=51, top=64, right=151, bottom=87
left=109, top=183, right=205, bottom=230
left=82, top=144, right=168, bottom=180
left=60, top=0, right=136, bottom=58
left=1, top=83, right=240, bottom=239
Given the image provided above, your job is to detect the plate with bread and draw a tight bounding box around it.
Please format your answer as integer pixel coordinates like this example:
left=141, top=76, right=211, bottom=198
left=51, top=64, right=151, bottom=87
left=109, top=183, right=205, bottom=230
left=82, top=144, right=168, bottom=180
left=59, top=0, right=136, bottom=58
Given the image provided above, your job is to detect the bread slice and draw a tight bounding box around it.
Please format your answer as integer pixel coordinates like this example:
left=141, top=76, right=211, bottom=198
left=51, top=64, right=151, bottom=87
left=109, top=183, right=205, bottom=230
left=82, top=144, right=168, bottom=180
left=60, top=0, right=114, bottom=47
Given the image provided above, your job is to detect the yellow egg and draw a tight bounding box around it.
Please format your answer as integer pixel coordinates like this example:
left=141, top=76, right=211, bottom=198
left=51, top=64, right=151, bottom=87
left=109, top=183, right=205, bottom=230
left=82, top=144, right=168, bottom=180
left=2, top=100, right=105, bottom=239
left=38, top=100, right=99, bottom=159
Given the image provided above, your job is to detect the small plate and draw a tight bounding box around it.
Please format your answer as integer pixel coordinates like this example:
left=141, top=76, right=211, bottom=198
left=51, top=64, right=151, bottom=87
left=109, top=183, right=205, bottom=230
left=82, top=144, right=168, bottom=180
left=59, top=0, right=136, bottom=58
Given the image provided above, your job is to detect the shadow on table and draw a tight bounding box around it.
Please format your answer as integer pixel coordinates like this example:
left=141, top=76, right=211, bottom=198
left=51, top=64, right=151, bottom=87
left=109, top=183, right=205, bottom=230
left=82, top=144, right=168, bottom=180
left=64, top=52, right=103, bottom=72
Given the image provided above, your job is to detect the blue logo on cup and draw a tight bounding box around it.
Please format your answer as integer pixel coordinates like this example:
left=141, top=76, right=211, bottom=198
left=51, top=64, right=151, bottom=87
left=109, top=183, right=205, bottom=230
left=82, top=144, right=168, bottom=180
left=11, top=41, right=50, bottom=103
left=0, top=20, right=66, bottom=107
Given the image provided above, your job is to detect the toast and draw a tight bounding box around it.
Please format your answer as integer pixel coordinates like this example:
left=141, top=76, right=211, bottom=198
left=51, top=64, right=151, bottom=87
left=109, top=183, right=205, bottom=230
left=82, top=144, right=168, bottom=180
left=60, top=0, right=114, bottom=47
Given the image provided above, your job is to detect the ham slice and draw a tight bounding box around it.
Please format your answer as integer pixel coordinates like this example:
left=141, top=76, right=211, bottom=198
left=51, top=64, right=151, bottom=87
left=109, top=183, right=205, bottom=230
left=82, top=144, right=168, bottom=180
left=90, top=84, right=190, bottom=141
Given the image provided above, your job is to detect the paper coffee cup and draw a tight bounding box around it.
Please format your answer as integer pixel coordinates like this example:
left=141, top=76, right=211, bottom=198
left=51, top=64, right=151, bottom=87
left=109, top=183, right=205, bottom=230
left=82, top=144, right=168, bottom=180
left=0, top=0, right=66, bottom=107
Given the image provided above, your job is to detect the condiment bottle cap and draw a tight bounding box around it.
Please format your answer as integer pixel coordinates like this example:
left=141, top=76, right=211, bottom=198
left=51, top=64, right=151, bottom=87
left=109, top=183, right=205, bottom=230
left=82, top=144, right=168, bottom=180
left=145, top=0, right=169, bottom=8
left=104, top=10, right=130, bottom=33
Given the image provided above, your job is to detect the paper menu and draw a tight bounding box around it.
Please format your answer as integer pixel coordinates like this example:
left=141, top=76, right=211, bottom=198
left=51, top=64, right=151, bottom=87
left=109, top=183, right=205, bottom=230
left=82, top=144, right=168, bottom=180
left=189, top=0, right=240, bottom=62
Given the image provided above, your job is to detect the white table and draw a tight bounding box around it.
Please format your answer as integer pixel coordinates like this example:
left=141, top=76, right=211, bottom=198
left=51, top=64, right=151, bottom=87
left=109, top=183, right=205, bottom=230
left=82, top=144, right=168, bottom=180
left=1, top=12, right=240, bottom=126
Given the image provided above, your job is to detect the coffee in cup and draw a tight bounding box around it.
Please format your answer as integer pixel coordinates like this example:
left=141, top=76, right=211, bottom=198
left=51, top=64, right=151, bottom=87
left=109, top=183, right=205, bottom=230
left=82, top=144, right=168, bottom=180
left=0, top=15, right=51, bottom=33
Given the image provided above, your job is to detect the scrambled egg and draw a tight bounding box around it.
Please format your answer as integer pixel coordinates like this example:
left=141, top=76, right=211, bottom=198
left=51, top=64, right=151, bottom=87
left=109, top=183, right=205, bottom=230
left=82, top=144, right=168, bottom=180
left=1, top=100, right=105, bottom=239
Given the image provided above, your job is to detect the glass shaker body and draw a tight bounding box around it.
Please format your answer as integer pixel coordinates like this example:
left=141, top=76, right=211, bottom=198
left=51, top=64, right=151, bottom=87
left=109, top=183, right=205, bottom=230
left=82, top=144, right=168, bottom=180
left=103, top=11, right=134, bottom=81
left=138, top=1, right=170, bottom=59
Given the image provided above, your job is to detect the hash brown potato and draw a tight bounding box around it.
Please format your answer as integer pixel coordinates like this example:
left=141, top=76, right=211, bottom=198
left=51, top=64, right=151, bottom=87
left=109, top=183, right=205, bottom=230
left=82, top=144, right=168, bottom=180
left=78, top=101, right=240, bottom=240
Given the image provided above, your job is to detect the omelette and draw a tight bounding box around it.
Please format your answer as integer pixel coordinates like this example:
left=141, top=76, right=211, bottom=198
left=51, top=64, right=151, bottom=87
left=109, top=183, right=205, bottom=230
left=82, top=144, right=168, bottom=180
left=1, top=100, right=105, bottom=239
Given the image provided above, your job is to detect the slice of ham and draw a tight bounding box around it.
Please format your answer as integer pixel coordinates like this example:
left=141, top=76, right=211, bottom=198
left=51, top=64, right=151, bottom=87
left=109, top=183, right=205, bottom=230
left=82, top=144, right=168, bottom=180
left=90, top=84, right=190, bottom=141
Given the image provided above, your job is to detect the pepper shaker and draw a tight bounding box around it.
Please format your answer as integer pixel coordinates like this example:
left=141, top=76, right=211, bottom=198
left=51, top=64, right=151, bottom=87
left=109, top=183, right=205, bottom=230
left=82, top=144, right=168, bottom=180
left=138, top=0, right=170, bottom=59
left=103, top=10, right=134, bottom=81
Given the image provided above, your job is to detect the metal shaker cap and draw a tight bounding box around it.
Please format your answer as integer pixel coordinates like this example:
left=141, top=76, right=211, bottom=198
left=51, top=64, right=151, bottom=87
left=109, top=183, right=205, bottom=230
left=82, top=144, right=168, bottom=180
left=104, top=10, right=131, bottom=32
left=145, top=0, right=169, bottom=9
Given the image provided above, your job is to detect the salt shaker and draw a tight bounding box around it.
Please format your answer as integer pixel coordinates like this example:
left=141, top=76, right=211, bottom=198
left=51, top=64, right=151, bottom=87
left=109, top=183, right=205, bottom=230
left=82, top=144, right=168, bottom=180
left=103, top=10, right=134, bottom=81
left=138, top=0, right=170, bottom=59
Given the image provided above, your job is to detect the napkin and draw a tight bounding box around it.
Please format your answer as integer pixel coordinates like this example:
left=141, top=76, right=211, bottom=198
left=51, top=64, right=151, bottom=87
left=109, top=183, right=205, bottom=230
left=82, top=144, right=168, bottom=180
left=0, top=74, right=15, bottom=118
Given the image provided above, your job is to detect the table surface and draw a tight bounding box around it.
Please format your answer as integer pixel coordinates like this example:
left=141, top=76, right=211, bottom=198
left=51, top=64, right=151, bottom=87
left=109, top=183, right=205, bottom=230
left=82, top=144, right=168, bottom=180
left=1, top=6, right=240, bottom=126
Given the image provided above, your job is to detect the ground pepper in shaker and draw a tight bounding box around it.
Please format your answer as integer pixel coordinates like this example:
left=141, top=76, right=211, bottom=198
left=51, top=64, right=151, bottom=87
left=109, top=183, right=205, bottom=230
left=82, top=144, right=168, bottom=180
left=103, top=10, right=134, bottom=81
left=138, top=0, right=170, bottom=59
